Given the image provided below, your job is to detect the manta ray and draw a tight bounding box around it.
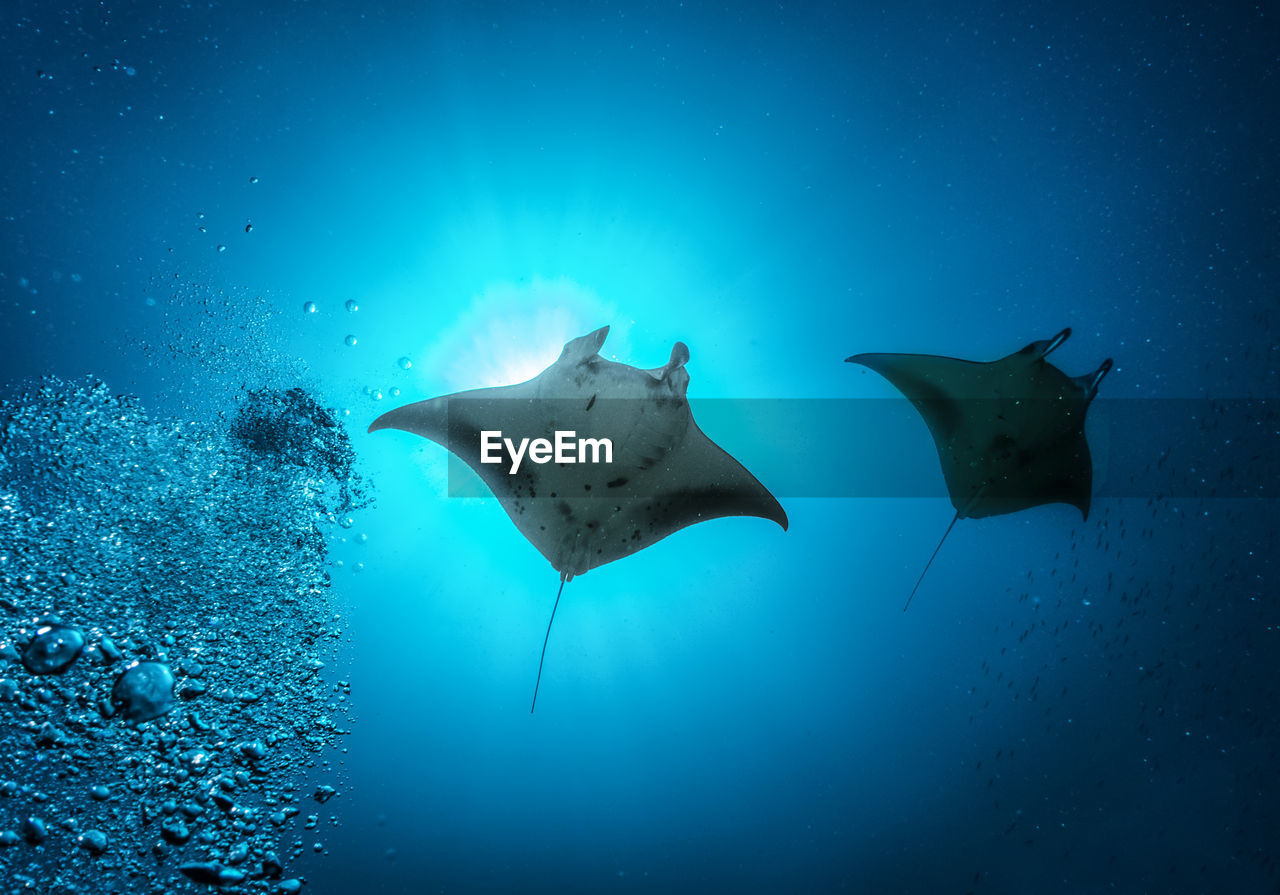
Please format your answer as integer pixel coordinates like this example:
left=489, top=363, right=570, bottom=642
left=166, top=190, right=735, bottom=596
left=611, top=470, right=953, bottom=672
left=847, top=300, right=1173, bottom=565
left=370, top=325, right=787, bottom=709
left=846, top=328, right=1112, bottom=610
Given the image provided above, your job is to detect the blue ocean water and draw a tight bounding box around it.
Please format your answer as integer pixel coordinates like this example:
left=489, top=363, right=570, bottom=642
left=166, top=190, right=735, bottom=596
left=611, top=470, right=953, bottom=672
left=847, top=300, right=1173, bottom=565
left=2, top=2, right=1277, bottom=893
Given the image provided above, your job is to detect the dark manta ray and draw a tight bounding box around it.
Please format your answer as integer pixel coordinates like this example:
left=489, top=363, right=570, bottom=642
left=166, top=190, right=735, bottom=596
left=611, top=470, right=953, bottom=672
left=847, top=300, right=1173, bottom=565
left=369, top=325, right=787, bottom=710
left=846, top=328, right=1112, bottom=610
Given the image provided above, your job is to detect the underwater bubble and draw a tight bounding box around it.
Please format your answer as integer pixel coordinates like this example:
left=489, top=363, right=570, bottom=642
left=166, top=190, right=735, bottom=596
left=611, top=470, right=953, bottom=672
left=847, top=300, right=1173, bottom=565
left=390, top=387, right=400, bottom=397
left=338, top=515, right=354, bottom=529
left=245, top=222, right=253, bottom=233
left=371, top=389, right=383, bottom=401
left=249, top=175, right=259, bottom=184
left=97, top=635, right=122, bottom=663
left=217, top=244, right=227, bottom=253
left=111, top=661, right=175, bottom=723
left=182, top=748, right=211, bottom=769
left=77, top=830, right=108, bottom=855
left=397, top=356, right=412, bottom=370
left=303, top=301, right=318, bottom=314
left=179, top=862, right=245, bottom=885
left=90, top=784, right=111, bottom=800
left=35, top=722, right=62, bottom=747
left=239, top=740, right=268, bottom=761
left=345, top=299, right=359, bottom=312
left=22, top=817, right=47, bottom=844
left=22, top=624, right=85, bottom=675
left=344, top=334, right=357, bottom=347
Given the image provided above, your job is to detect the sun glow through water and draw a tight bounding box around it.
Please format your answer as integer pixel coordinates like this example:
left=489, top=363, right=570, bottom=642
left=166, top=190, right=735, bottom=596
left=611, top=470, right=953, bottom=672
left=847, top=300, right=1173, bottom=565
left=420, top=276, right=633, bottom=390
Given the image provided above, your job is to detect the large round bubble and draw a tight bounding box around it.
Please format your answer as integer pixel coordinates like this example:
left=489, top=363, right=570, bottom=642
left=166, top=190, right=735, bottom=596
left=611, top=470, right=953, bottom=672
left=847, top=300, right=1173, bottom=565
left=21, top=624, right=85, bottom=675
left=111, top=661, right=175, bottom=723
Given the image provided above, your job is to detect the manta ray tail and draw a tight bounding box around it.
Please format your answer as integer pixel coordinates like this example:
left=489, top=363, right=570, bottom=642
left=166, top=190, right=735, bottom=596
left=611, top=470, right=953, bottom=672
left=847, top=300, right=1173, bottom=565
left=904, top=511, right=960, bottom=612
left=530, top=576, right=567, bottom=713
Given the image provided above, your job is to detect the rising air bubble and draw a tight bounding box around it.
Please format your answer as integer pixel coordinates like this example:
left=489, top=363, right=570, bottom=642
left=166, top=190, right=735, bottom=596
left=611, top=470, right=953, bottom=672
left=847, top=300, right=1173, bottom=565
left=21, top=625, right=85, bottom=675
left=111, top=661, right=175, bottom=723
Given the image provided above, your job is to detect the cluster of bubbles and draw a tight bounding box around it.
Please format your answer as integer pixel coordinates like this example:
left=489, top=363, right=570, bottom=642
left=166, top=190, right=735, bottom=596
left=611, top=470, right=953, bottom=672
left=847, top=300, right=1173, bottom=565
left=0, top=379, right=367, bottom=892
left=198, top=178, right=258, bottom=251
left=299, top=300, right=358, bottom=317
left=344, top=298, right=357, bottom=346
left=298, top=299, right=365, bottom=353
left=134, top=279, right=305, bottom=412
left=296, top=297, right=416, bottom=404
left=360, top=360, right=411, bottom=405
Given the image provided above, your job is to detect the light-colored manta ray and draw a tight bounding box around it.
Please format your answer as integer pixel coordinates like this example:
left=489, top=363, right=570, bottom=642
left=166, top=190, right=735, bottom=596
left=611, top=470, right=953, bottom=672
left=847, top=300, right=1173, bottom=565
left=847, top=327, right=1112, bottom=610
left=369, top=325, right=787, bottom=709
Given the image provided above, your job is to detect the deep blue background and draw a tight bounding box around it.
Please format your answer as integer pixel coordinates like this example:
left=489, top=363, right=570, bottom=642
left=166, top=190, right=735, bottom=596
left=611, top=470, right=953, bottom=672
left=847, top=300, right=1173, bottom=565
left=3, top=2, right=1278, bottom=892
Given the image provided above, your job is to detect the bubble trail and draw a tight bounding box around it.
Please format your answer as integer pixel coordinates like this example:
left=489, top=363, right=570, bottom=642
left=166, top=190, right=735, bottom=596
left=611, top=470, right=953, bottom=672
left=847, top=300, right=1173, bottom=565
left=0, top=379, right=368, bottom=891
